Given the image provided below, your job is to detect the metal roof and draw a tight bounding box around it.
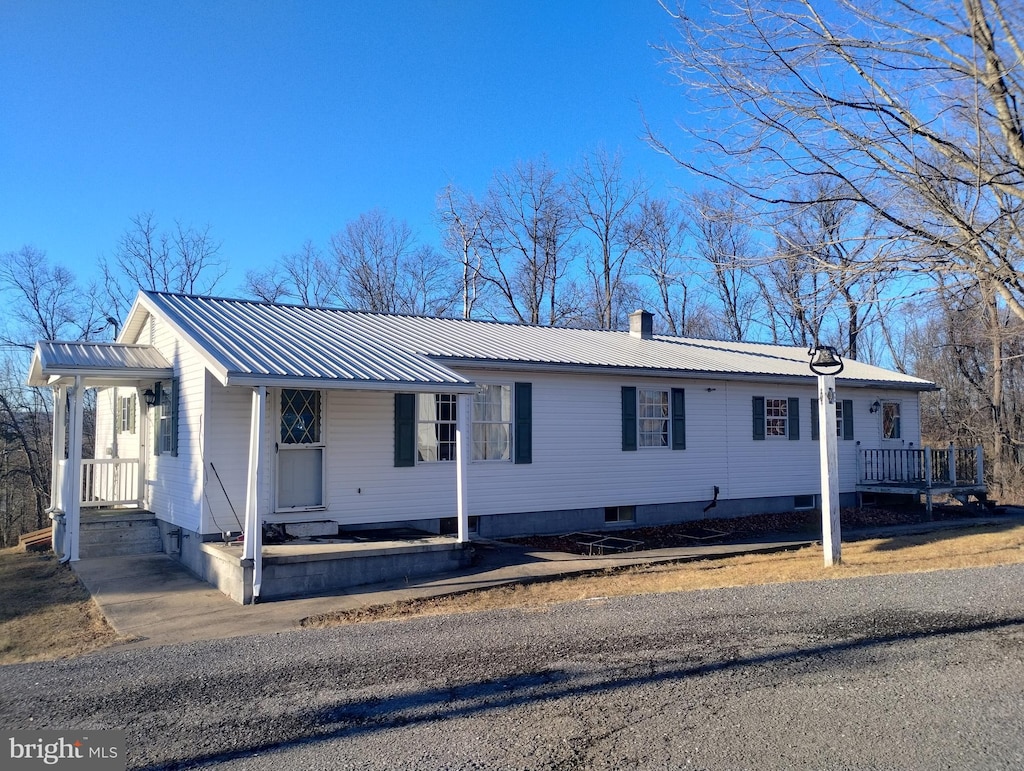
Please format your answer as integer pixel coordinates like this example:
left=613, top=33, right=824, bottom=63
left=127, top=292, right=934, bottom=391
left=27, top=341, right=174, bottom=387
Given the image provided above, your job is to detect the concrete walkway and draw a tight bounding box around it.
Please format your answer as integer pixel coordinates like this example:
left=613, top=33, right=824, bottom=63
left=71, top=512, right=1024, bottom=650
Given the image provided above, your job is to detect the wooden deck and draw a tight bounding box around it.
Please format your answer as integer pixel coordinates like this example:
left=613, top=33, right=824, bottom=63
left=857, top=445, right=987, bottom=511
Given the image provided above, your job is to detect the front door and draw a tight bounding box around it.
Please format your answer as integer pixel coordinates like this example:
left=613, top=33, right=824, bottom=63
left=277, top=388, right=324, bottom=509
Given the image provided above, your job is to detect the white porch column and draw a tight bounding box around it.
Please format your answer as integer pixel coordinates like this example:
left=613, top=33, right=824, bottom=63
left=817, top=375, right=841, bottom=566
left=49, top=385, right=68, bottom=555
left=455, top=392, right=471, bottom=543
left=64, top=377, right=85, bottom=562
left=243, top=385, right=266, bottom=602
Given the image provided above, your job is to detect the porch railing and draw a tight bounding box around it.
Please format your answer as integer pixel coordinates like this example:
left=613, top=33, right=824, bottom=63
left=81, top=458, right=141, bottom=508
left=858, top=445, right=984, bottom=488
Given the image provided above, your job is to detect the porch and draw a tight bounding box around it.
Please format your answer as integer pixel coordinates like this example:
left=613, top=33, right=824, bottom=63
left=857, top=445, right=987, bottom=512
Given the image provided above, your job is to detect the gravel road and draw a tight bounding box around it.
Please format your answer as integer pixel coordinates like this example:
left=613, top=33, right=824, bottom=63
left=3, top=565, right=1024, bottom=770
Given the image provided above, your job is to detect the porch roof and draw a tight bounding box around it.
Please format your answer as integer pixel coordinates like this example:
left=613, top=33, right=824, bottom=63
left=26, top=341, right=174, bottom=388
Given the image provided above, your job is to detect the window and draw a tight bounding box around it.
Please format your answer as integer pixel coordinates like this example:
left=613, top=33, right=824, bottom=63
left=473, top=384, right=511, bottom=461
left=638, top=389, right=669, bottom=447
left=882, top=401, right=901, bottom=439
left=794, top=494, right=816, bottom=511
left=765, top=398, right=788, bottom=437
left=622, top=386, right=685, bottom=451
left=605, top=505, right=636, bottom=523
left=810, top=398, right=853, bottom=441
left=417, top=394, right=457, bottom=462
left=153, top=380, right=178, bottom=456
left=753, top=396, right=799, bottom=440
left=280, top=389, right=321, bottom=444
left=119, top=394, right=136, bottom=434
left=399, top=384, right=532, bottom=467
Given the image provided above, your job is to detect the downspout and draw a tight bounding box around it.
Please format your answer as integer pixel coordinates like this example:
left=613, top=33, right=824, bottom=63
left=243, top=386, right=266, bottom=603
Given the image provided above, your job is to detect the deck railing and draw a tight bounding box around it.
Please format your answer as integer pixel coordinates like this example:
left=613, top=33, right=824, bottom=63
left=858, top=445, right=983, bottom=488
left=81, top=458, right=141, bottom=508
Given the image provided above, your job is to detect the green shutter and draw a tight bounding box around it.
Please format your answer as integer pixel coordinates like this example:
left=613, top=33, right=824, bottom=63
left=622, top=387, right=637, bottom=451
left=810, top=398, right=819, bottom=440
left=394, top=393, right=416, bottom=467
left=671, top=388, right=686, bottom=450
left=788, top=397, right=800, bottom=440
left=514, top=382, right=532, bottom=464
left=752, top=396, right=765, bottom=440
left=842, top=399, right=854, bottom=440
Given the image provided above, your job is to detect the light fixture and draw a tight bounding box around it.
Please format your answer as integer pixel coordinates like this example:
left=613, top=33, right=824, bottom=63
left=870, top=400, right=881, bottom=414
left=808, top=345, right=844, bottom=376
left=143, top=388, right=158, bottom=407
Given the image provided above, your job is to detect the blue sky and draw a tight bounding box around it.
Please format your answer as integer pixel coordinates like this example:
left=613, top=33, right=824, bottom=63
left=1, top=1, right=694, bottom=295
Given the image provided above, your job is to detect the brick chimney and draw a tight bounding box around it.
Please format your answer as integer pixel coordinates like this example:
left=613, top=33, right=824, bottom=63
left=629, top=309, right=653, bottom=339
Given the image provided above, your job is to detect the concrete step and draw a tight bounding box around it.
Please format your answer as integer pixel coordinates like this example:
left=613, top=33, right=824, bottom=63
left=79, top=512, right=163, bottom=558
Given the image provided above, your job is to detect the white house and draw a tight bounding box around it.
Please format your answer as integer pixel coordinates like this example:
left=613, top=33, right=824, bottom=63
left=28, top=290, right=977, bottom=604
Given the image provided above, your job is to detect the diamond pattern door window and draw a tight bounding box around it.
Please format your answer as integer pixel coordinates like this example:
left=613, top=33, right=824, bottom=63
left=281, top=389, right=321, bottom=444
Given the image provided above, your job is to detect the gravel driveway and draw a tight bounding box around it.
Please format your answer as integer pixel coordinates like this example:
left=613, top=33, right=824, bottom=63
left=3, top=565, right=1023, bottom=769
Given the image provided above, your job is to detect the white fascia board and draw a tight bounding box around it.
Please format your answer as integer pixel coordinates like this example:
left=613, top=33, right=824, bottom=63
left=434, top=358, right=936, bottom=391
left=222, top=373, right=478, bottom=393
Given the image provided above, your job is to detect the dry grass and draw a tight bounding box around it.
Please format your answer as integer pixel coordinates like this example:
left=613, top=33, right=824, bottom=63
left=304, top=522, right=1024, bottom=628
left=0, top=547, right=119, bottom=665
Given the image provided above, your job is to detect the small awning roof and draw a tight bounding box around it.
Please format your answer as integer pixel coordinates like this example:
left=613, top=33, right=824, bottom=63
left=27, top=341, right=174, bottom=388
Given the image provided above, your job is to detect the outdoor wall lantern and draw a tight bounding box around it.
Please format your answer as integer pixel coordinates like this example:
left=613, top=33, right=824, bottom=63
left=142, top=388, right=158, bottom=407
left=870, top=400, right=881, bottom=413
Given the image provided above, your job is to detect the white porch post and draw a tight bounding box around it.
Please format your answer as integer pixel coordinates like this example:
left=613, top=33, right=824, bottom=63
left=64, top=376, right=85, bottom=562
left=243, top=386, right=266, bottom=603
left=817, top=375, right=841, bottom=566
left=455, top=392, right=471, bottom=543
left=49, top=385, right=68, bottom=555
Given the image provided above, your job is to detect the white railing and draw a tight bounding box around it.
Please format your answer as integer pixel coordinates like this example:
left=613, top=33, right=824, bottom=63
left=81, top=458, right=141, bottom=508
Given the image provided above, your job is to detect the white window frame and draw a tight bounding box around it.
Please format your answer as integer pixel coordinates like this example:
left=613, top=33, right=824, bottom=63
left=417, top=393, right=458, bottom=463
left=276, top=388, right=326, bottom=511
left=882, top=400, right=902, bottom=440
left=765, top=397, right=789, bottom=438
left=834, top=399, right=844, bottom=438
left=119, top=393, right=136, bottom=434
left=473, top=384, right=512, bottom=462
left=638, top=388, right=670, bottom=448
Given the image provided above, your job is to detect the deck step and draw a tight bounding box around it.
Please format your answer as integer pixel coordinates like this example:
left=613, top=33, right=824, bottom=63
left=18, top=527, right=52, bottom=553
left=79, top=512, right=163, bottom=558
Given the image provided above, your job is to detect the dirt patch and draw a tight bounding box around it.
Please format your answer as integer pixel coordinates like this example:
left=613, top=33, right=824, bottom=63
left=0, top=547, right=120, bottom=664
left=505, top=506, right=983, bottom=555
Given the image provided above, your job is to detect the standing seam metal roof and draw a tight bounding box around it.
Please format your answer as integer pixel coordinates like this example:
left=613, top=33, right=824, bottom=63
left=137, top=291, right=934, bottom=390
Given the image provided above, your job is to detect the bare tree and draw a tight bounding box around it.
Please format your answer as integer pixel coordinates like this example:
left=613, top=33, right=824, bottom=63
left=0, top=246, right=101, bottom=346
left=687, top=190, right=761, bottom=342
left=329, top=210, right=416, bottom=313
left=437, top=184, right=489, bottom=319
left=652, top=0, right=1024, bottom=322
left=631, top=197, right=693, bottom=335
left=245, top=241, right=342, bottom=306
left=477, top=158, right=580, bottom=325
left=570, top=148, right=648, bottom=329
left=102, top=212, right=226, bottom=321
left=399, top=244, right=460, bottom=317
